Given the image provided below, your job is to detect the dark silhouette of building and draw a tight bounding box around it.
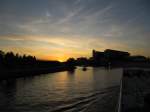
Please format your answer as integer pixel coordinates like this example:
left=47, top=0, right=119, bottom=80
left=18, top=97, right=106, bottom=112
left=104, top=49, right=130, bottom=61
left=92, top=50, right=105, bottom=60
left=92, top=49, right=130, bottom=66
left=92, top=50, right=106, bottom=66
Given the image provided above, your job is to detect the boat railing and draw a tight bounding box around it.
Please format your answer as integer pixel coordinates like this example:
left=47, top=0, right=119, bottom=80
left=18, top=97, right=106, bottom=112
left=117, top=74, right=123, bottom=112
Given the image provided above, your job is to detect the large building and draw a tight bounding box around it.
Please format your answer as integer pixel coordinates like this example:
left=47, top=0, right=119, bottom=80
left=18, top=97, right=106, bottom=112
left=92, top=50, right=106, bottom=66
left=92, top=49, right=130, bottom=65
left=104, top=49, right=130, bottom=60
left=92, top=50, right=105, bottom=61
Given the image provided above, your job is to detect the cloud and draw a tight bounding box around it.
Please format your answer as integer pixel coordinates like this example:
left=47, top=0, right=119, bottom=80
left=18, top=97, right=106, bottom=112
left=0, top=0, right=150, bottom=59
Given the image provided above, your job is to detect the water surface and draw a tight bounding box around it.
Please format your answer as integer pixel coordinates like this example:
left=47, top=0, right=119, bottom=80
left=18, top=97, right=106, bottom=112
left=0, top=67, right=122, bottom=112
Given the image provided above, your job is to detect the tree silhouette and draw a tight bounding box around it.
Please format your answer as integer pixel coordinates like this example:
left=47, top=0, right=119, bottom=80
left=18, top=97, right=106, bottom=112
left=66, top=58, right=76, bottom=66
left=0, top=50, right=37, bottom=69
left=0, top=50, right=4, bottom=68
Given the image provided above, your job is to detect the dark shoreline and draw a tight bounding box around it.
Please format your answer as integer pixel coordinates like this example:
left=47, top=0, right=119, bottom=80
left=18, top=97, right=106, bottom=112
left=0, top=62, right=150, bottom=80
left=0, top=66, right=76, bottom=80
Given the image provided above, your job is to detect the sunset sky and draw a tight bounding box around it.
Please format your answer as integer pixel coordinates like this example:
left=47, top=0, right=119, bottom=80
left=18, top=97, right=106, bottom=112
left=0, top=0, right=150, bottom=61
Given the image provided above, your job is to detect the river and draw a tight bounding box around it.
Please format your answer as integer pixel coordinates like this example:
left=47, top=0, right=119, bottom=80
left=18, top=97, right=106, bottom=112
left=0, top=67, right=122, bottom=112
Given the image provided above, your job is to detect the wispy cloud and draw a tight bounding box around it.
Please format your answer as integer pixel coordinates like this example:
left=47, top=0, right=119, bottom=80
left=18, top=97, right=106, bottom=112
left=0, top=0, right=150, bottom=59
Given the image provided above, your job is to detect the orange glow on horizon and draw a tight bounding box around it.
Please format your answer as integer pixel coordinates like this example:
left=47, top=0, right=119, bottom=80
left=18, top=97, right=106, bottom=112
left=0, top=35, right=149, bottom=61
left=38, top=55, right=70, bottom=62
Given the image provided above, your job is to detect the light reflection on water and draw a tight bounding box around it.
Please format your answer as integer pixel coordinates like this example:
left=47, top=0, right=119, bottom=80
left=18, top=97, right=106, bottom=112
left=0, top=67, right=122, bottom=112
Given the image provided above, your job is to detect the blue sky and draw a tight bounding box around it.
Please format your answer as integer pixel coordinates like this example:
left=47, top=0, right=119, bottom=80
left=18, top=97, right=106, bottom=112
left=0, top=0, right=149, bottom=61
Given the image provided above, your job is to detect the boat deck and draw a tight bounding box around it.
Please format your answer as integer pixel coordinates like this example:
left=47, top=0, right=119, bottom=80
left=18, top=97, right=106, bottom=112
left=121, top=69, right=150, bottom=112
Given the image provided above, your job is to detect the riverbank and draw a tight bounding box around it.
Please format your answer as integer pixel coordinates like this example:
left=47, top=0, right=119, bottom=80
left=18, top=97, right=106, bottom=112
left=0, top=66, right=76, bottom=80
left=108, top=62, right=150, bottom=68
left=1, top=61, right=150, bottom=80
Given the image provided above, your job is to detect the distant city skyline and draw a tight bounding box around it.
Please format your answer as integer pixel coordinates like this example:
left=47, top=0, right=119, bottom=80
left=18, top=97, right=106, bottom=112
left=0, top=0, right=150, bottom=61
